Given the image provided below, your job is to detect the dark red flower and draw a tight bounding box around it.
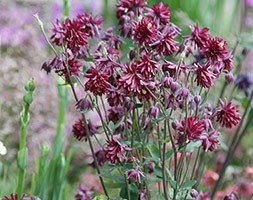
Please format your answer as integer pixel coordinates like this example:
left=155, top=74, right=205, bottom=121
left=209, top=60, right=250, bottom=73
left=102, top=27, right=124, bottom=49
left=201, top=129, right=220, bottom=152
left=85, top=68, right=110, bottom=96
left=145, top=2, right=171, bottom=25
left=107, top=87, right=125, bottom=107
left=75, top=98, right=93, bottom=111
left=116, top=0, right=147, bottom=19
left=150, top=27, right=179, bottom=56
left=77, top=13, right=103, bottom=38
left=90, top=149, right=106, bottom=167
left=135, top=55, right=158, bottom=79
left=203, top=37, right=228, bottom=63
left=42, top=55, right=64, bottom=74
left=118, top=63, right=155, bottom=100
left=72, top=118, right=99, bottom=141
left=2, top=194, right=19, bottom=200
left=118, top=14, right=134, bottom=38
left=222, top=52, right=234, bottom=72
left=214, top=100, right=241, bottom=128
left=50, top=19, right=66, bottom=46
left=67, top=56, right=83, bottom=77
left=184, top=24, right=210, bottom=49
left=104, top=138, right=131, bottom=163
left=178, top=116, right=205, bottom=142
left=64, top=18, right=89, bottom=53
left=133, top=18, right=157, bottom=46
left=75, top=185, right=93, bottom=200
left=194, top=64, right=216, bottom=88
left=162, top=60, right=177, bottom=77
left=108, top=106, right=124, bottom=124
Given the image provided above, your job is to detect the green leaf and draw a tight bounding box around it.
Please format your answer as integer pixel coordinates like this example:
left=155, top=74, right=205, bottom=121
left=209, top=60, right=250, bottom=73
left=147, top=144, right=161, bottom=162
left=135, top=103, right=143, bottom=108
left=17, top=148, right=28, bottom=170
left=154, top=166, right=163, bottom=178
left=99, top=173, right=125, bottom=183
left=179, top=141, right=202, bottom=153
left=92, top=195, right=108, bottom=200
left=181, top=180, right=197, bottom=190
left=165, top=150, right=173, bottom=160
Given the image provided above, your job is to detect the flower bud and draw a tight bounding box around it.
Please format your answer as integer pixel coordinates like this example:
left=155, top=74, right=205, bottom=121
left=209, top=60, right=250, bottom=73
left=23, top=92, right=33, bottom=105
left=194, top=95, right=201, bottom=105
left=146, top=161, right=155, bottom=173
left=170, top=81, right=179, bottom=93
left=129, top=50, right=136, bottom=60
left=226, top=73, right=234, bottom=84
left=148, top=106, right=159, bottom=119
left=190, top=189, right=199, bottom=198
left=172, top=119, right=181, bottom=130
left=25, top=79, right=36, bottom=92
left=177, top=87, right=189, bottom=100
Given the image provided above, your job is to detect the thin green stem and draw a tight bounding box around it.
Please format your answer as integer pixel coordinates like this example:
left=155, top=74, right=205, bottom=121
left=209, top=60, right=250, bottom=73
left=125, top=174, right=131, bottom=200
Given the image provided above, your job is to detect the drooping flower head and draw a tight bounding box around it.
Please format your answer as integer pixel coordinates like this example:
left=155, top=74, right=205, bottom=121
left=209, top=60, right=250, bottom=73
left=64, top=18, right=89, bottom=53
left=118, top=63, right=155, bottom=101
left=75, top=185, right=93, bottom=200
left=194, top=64, right=216, bottom=88
left=135, top=55, right=158, bottom=79
left=214, top=99, right=241, bottom=128
left=72, top=119, right=100, bottom=141
left=184, top=24, right=211, bottom=49
left=145, top=2, right=171, bottom=25
left=116, top=0, right=147, bottom=19
left=90, top=149, right=106, bottom=167
left=2, top=194, right=19, bottom=200
left=133, top=18, right=157, bottom=46
left=76, top=13, right=103, bottom=38
left=177, top=116, right=205, bottom=143
left=150, top=25, right=179, bottom=56
left=104, top=138, right=131, bottom=163
left=50, top=19, right=66, bottom=46
left=127, top=168, right=144, bottom=183
left=201, top=129, right=220, bottom=152
left=203, top=37, right=228, bottom=63
left=85, top=68, right=110, bottom=96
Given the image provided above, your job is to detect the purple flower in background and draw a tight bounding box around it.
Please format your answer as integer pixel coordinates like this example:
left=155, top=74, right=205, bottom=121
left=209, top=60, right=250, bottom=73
left=90, top=149, right=106, bottom=167
left=235, top=74, right=253, bottom=97
left=72, top=119, right=100, bottom=141
left=245, top=0, right=253, bottom=7
left=75, top=185, right=93, bottom=200
left=127, top=169, right=144, bottom=183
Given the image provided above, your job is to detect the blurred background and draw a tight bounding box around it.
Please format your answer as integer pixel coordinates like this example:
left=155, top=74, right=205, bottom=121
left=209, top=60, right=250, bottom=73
left=0, top=0, right=252, bottom=199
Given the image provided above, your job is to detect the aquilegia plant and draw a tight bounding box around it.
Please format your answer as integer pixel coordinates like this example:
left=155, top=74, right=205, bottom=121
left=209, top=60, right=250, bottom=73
left=37, top=1, right=242, bottom=199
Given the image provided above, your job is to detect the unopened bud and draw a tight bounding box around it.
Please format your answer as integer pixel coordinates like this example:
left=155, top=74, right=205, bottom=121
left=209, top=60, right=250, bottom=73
left=226, top=73, right=234, bottom=84
left=129, top=50, right=136, bottom=60
left=190, top=189, right=199, bottom=198
left=25, top=79, right=36, bottom=92
left=194, top=95, right=201, bottom=105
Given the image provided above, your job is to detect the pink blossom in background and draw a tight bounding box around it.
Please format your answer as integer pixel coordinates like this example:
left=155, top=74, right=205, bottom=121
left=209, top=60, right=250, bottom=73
left=245, top=0, right=253, bottom=7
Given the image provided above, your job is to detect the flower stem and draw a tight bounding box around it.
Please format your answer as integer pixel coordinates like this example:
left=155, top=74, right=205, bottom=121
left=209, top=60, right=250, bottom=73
left=16, top=79, right=35, bottom=199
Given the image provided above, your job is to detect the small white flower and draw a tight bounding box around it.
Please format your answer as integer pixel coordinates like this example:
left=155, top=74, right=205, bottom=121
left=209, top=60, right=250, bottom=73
left=0, top=141, right=7, bottom=155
